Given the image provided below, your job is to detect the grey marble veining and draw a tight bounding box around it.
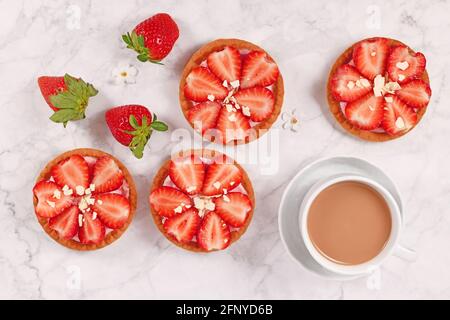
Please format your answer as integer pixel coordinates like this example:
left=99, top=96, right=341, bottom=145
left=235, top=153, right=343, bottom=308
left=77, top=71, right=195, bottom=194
left=1, top=0, right=450, bottom=299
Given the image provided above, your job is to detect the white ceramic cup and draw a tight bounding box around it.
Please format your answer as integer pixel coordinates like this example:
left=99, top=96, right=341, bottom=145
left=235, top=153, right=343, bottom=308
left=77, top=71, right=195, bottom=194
left=299, top=174, right=411, bottom=277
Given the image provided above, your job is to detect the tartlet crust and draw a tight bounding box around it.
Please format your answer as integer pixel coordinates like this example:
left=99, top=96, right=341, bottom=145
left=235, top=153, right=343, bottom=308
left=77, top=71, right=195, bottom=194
left=33, top=148, right=137, bottom=251
left=179, top=38, right=284, bottom=145
left=327, top=37, right=430, bottom=142
left=149, top=149, right=255, bottom=253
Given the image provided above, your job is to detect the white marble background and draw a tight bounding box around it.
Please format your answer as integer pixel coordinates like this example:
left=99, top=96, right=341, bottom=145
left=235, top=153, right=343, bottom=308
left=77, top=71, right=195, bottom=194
left=1, top=0, right=449, bottom=300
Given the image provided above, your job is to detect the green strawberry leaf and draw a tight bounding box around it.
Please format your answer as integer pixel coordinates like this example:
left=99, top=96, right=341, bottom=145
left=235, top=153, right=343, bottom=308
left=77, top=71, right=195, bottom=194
left=151, top=121, right=169, bottom=131
left=137, top=54, right=148, bottom=62
left=137, top=34, right=145, bottom=47
left=122, top=34, right=132, bottom=45
left=129, top=115, right=139, bottom=129
left=50, top=91, right=78, bottom=109
left=87, top=83, right=98, bottom=97
left=50, top=109, right=78, bottom=123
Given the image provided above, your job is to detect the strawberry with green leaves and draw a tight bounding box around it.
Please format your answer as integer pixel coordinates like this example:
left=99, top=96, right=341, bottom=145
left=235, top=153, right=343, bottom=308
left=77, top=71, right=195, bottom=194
left=122, top=13, right=179, bottom=64
left=37, top=74, right=98, bottom=126
left=105, top=105, right=168, bottom=159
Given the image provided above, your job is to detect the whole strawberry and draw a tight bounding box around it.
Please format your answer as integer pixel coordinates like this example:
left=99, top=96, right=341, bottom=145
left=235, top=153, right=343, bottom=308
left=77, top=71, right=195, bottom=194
left=105, top=105, right=168, bottom=159
left=122, top=13, right=179, bottom=64
left=38, top=74, right=98, bottom=127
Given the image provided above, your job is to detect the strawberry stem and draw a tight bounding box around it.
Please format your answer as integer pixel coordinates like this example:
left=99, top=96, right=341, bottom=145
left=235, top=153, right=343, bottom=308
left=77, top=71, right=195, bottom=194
left=49, top=74, right=98, bottom=127
left=124, top=114, right=168, bottom=159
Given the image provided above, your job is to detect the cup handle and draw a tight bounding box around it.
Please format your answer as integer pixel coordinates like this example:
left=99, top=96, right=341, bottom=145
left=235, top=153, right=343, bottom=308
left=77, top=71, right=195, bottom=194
left=393, top=244, right=417, bottom=262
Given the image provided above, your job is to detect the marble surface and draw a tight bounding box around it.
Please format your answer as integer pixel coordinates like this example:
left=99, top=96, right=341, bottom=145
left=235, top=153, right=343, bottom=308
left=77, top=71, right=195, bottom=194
left=1, top=0, right=449, bottom=300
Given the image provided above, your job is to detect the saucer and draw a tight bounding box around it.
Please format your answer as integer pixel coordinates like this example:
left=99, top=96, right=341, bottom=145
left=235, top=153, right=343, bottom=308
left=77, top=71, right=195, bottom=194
left=278, top=156, right=403, bottom=280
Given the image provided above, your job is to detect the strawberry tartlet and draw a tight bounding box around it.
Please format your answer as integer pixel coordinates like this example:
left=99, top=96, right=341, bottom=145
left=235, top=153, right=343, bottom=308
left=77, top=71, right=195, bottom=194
left=327, top=37, right=432, bottom=141
left=149, top=149, right=255, bottom=252
left=179, top=39, right=284, bottom=145
left=32, top=148, right=137, bottom=250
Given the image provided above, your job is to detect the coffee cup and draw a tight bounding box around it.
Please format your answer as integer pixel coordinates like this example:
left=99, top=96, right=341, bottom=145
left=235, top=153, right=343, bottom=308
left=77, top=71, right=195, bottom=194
left=299, top=174, right=413, bottom=277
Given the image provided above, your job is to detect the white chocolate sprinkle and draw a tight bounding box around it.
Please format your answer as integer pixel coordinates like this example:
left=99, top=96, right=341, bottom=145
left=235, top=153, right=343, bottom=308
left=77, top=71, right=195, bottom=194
left=230, top=80, right=240, bottom=88
left=207, top=94, right=215, bottom=102
left=75, top=186, right=85, bottom=196
left=242, top=106, right=251, bottom=117
left=53, top=189, right=61, bottom=199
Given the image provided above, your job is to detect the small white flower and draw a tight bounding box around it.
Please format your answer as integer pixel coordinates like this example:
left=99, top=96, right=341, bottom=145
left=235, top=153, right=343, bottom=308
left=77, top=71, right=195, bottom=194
left=112, top=62, right=138, bottom=85
left=281, top=109, right=300, bottom=132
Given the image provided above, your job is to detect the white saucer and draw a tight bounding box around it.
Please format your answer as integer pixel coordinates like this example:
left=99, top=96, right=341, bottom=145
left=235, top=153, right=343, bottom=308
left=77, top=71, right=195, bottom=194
left=278, top=156, right=403, bottom=281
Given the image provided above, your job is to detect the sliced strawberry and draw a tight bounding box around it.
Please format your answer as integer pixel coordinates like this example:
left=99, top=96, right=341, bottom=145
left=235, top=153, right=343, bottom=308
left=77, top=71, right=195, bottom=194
left=187, top=101, right=221, bottom=133
left=387, top=46, right=426, bottom=83
left=331, top=64, right=372, bottom=102
left=202, top=162, right=242, bottom=196
left=169, top=154, right=205, bottom=195
left=344, top=93, right=384, bottom=130
left=149, top=186, right=192, bottom=218
left=197, top=211, right=231, bottom=251
left=78, top=211, right=105, bottom=245
left=352, top=37, right=389, bottom=80
left=49, top=206, right=79, bottom=239
left=91, top=156, right=124, bottom=193
left=216, top=107, right=251, bottom=144
left=396, top=80, right=431, bottom=109
left=92, top=193, right=130, bottom=229
left=33, top=181, right=73, bottom=218
left=51, top=155, right=89, bottom=191
left=207, top=46, right=241, bottom=83
left=214, top=192, right=252, bottom=227
left=184, top=67, right=228, bottom=102
left=240, top=51, right=279, bottom=89
left=164, top=208, right=201, bottom=243
left=382, top=95, right=418, bottom=136
left=234, top=86, right=274, bottom=122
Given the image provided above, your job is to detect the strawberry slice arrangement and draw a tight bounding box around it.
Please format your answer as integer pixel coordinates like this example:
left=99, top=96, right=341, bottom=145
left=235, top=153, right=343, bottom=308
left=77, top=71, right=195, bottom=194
left=37, top=74, right=98, bottom=127
left=181, top=39, right=283, bottom=144
left=122, top=13, right=179, bottom=64
left=329, top=37, right=431, bottom=139
left=32, top=150, right=136, bottom=249
left=149, top=150, right=254, bottom=252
